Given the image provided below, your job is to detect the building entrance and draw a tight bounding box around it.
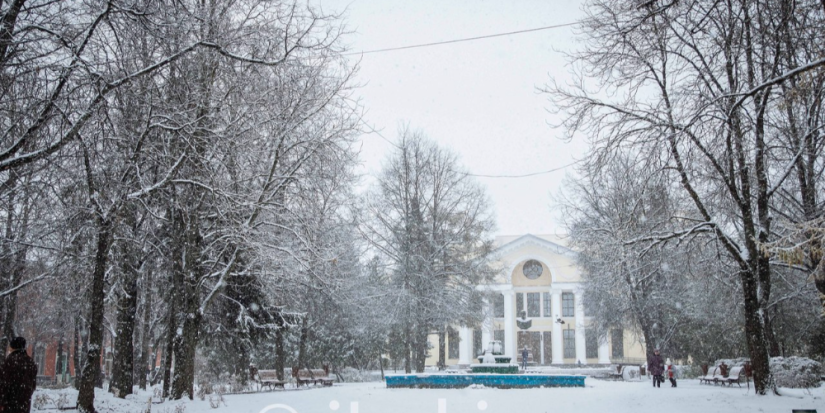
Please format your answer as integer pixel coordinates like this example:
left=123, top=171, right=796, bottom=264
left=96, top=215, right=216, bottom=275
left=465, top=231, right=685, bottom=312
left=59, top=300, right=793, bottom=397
left=517, top=331, right=551, bottom=365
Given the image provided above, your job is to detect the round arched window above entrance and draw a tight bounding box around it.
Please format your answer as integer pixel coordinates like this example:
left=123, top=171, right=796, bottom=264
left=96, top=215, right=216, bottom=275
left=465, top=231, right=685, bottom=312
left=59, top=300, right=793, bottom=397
left=522, top=260, right=543, bottom=279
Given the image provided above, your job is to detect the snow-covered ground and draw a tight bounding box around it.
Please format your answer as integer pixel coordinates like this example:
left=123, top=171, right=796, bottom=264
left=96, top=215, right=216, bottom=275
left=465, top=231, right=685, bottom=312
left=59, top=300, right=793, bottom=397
left=32, top=379, right=823, bottom=413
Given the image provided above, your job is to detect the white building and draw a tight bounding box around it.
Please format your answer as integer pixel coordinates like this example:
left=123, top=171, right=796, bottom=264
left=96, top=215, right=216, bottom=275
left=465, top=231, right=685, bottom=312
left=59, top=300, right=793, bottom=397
left=426, top=234, right=646, bottom=367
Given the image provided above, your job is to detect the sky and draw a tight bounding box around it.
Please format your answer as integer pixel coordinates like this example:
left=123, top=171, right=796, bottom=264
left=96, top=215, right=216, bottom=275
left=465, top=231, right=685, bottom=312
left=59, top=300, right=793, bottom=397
left=317, top=0, right=589, bottom=236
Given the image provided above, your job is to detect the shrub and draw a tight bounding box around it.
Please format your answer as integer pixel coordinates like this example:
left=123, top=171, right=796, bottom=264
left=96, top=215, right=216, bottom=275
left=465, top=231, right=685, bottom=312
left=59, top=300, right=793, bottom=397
left=770, top=357, right=822, bottom=388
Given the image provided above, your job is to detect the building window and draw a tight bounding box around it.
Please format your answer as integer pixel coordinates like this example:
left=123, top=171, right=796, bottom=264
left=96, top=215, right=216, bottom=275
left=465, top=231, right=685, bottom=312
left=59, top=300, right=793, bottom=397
left=611, top=329, right=624, bottom=358
left=562, top=292, right=575, bottom=317
left=494, top=330, right=504, bottom=354
left=563, top=329, right=576, bottom=359
left=542, top=292, right=551, bottom=317
left=448, top=327, right=459, bottom=359
left=527, top=293, right=540, bottom=317
left=516, top=293, right=524, bottom=315
left=473, top=329, right=482, bottom=358
left=542, top=331, right=552, bottom=364
left=34, top=346, right=46, bottom=376
left=585, top=329, right=598, bottom=359
left=522, top=260, right=543, bottom=279
left=494, top=294, right=504, bottom=318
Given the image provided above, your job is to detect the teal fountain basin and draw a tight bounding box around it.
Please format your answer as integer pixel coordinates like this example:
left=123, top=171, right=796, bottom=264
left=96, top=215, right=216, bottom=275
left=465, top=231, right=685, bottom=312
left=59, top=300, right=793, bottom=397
left=385, top=373, right=585, bottom=389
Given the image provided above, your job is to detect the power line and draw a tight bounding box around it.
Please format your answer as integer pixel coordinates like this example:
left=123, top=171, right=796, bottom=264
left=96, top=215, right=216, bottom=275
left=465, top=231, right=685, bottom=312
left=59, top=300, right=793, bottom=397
left=360, top=120, right=400, bottom=149
left=343, top=22, right=578, bottom=56
left=360, top=125, right=579, bottom=178
left=466, top=161, right=580, bottom=178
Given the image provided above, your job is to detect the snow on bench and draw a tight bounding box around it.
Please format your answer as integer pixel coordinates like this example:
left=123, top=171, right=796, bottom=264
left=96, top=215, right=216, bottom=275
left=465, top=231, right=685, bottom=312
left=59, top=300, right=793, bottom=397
left=256, top=370, right=287, bottom=390
left=292, top=366, right=335, bottom=387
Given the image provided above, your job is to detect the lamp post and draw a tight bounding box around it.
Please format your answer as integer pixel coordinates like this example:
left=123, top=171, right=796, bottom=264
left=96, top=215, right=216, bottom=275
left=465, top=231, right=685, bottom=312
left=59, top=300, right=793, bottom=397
left=555, top=316, right=568, bottom=362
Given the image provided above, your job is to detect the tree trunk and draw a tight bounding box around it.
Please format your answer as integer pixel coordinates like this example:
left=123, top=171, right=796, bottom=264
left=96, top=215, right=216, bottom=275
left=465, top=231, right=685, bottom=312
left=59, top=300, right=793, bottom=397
left=413, top=326, right=427, bottom=373
left=56, top=337, right=64, bottom=382
left=238, top=347, right=250, bottom=385
left=377, top=350, right=385, bottom=380
left=161, top=304, right=174, bottom=398
left=77, top=218, right=112, bottom=413
left=403, top=321, right=411, bottom=374
left=171, top=297, right=200, bottom=400
left=137, top=269, right=153, bottom=390
left=73, top=317, right=83, bottom=390
left=0, top=170, right=19, bottom=362
left=0, top=278, right=19, bottom=360
left=297, top=316, right=309, bottom=371
left=170, top=209, right=202, bottom=400
left=275, top=327, right=286, bottom=381
left=740, top=267, right=772, bottom=394
left=437, top=326, right=446, bottom=370
left=109, top=253, right=139, bottom=398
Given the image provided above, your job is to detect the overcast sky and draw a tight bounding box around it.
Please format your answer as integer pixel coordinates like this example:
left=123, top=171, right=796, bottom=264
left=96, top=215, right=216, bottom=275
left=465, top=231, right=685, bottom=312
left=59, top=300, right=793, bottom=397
left=317, top=0, right=588, bottom=236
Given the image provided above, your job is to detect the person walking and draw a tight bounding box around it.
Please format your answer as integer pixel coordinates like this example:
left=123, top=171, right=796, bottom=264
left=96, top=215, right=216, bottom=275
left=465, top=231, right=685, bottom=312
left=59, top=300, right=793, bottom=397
left=0, top=337, right=38, bottom=413
left=647, top=348, right=664, bottom=388
left=521, top=347, right=529, bottom=370
left=666, top=358, right=677, bottom=387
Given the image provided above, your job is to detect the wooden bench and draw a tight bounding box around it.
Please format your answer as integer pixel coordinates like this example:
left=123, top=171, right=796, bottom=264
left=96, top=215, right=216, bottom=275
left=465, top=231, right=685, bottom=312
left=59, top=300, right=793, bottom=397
left=722, top=366, right=744, bottom=387
left=256, top=369, right=287, bottom=390
left=292, top=366, right=334, bottom=387
left=699, top=366, right=718, bottom=384
left=699, top=365, right=727, bottom=385
left=608, top=364, right=625, bottom=380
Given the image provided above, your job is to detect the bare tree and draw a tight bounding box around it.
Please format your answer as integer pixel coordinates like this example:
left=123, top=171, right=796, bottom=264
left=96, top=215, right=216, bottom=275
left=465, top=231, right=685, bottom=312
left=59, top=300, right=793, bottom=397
left=546, top=0, right=825, bottom=394
left=560, top=151, right=749, bottom=364
left=362, top=128, right=497, bottom=373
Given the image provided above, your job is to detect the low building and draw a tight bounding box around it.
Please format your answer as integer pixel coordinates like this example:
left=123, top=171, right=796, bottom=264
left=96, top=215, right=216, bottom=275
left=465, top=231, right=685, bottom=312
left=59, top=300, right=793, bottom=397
left=427, top=234, right=646, bottom=367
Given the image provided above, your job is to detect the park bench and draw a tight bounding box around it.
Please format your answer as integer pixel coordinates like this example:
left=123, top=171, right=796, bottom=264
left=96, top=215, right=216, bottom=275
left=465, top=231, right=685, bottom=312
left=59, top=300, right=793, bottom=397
left=256, top=369, right=287, bottom=390
left=699, top=365, right=728, bottom=385
left=607, top=364, right=625, bottom=380
left=699, top=366, right=718, bottom=384
left=292, top=366, right=335, bottom=387
left=722, top=366, right=744, bottom=387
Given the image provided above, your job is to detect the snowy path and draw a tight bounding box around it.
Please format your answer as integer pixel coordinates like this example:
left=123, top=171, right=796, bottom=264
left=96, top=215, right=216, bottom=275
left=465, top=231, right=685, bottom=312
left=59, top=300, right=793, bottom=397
left=33, top=379, right=823, bottom=413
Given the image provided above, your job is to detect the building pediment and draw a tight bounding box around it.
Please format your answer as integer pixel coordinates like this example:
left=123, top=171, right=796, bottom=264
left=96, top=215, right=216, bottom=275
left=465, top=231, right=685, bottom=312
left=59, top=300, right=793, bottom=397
left=491, top=234, right=580, bottom=285
left=493, top=234, right=577, bottom=260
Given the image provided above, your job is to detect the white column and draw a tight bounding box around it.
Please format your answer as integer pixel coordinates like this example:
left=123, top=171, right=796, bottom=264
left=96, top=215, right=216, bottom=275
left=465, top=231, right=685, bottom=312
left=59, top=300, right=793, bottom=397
left=503, top=290, right=516, bottom=358
left=551, top=291, right=563, bottom=364
left=574, top=291, right=587, bottom=364
left=458, top=326, right=471, bottom=366
left=481, top=326, right=492, bottom=352
left=598, top=338, right=610, bottom=364
left=481, top=296, right=492, bottom=349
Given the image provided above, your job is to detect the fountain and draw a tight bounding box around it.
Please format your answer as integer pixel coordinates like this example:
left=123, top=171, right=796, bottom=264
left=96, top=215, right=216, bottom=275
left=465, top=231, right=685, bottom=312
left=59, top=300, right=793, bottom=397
left=385, top=304, right=585, bottom=388
left=385, top=335, right=585, bottom=388
left=470, top=341, right=517, bottom=374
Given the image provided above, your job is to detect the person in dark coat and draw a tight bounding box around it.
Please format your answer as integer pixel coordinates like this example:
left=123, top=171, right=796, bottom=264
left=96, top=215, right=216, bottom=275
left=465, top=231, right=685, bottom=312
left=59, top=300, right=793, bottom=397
left=0, top=337, right=38, bottom=413
left=647, top=348, right=664, bottom=388
left=521, top=347, right=529, bottom=370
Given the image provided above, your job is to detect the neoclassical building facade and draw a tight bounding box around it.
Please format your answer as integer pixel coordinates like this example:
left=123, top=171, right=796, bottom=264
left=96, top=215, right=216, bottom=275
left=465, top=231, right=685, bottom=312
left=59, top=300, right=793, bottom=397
left=427, top=234, right=646, bottom=367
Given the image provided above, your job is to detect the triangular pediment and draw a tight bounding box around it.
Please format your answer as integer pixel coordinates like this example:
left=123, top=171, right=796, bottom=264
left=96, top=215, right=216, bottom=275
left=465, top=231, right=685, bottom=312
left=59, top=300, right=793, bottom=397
left=493, top=233, right=577, bottom=259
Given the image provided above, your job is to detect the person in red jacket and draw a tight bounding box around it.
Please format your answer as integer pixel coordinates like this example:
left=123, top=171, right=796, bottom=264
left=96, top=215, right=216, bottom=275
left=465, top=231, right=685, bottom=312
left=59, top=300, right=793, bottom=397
left=666, top=358, right=677, bottom=387
left=0, top=337, right=38, bottom=413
